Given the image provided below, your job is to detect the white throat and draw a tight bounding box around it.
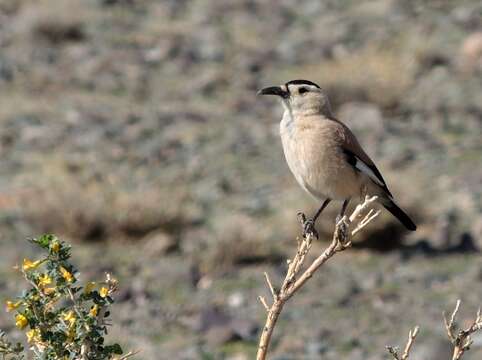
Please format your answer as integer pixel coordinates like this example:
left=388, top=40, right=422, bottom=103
left=280, top=99, right=295, bottom=136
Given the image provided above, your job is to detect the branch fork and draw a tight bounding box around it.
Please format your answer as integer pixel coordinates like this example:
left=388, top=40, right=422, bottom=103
left=387, top=300, right=482, bottom=360
left=444, top=300, right=482, bottom=360
left=256, top=196, right=380, bottom=360
left=386, top=326, right=420, bottom=360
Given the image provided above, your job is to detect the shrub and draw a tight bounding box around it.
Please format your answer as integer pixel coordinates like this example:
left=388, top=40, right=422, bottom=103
left=1, top=235, right=126, bottom=359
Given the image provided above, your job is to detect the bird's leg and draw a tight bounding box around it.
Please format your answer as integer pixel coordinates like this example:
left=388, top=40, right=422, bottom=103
left=335, top=199, right=350, bottom=223
left=313, top=199, right=331, bottom=223
left=335, top=199, right=350, bottom=240
left=297, top=199, right=331, bottom=239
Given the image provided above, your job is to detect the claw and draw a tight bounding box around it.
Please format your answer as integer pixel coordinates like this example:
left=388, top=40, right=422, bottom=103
left=297, top=212, right=307, bottom=224
left=335, top=216, right=349, bottom=245
left=302, top=218, right=319, bottom=239
left=297, top=212, right=319, bottom=238
left=338, top=221, right=347, bottom=238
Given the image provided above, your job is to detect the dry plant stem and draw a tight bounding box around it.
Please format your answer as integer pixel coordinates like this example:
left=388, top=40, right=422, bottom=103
left=256, top=196, right=380, bottom=360
left=444, top=300, right=482, bottom=360
left=386, top=326, right=420, bottom=360
left=119, top=350, right=140, bottom=359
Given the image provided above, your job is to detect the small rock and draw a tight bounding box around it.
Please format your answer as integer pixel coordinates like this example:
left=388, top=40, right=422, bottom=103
left=226, top=354, right=249, bottom=360
left=205, top=326, right=238, bottom=347
left=143, top=231, right=177, bottom=256
left=229, top=317, right=257, bottom=340
left=197, top=275, right=213, bottom=290
left=227, top=292, right=245, bottom=308
left=190, top=305, right=258, bottom=346
left=199, top=306, right=229, bottom=331
left=143, top=40, right=172, bottom=64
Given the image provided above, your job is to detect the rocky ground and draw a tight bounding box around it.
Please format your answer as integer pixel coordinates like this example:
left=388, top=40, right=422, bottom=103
left=0, top=0, right=481, bottom=359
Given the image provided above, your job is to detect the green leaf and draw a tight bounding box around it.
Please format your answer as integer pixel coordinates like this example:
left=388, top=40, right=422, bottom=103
left=37, top=234, right=57, bottom=248
left=106, top=343, right=123, bottom=355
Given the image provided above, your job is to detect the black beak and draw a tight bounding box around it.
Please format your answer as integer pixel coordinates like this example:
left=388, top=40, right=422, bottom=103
left=257, top=86, right=289, bottom=98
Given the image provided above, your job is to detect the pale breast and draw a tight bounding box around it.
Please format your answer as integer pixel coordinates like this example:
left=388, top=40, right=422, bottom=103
left=280, top=115, right=363, bottom=201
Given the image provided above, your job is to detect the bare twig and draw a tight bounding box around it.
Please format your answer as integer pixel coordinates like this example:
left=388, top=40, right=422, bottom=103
left=443, top=300, right=482, bottom=360
left=264, top=272, right=277, bottom=300
left=256, top=196, right=380, bottom=360
left=258, top=296, right=270, bottom=312
left=386, top=326, right=420, bottom=360
left=444, top=299, right=461, bottom=343
left=118, top=350, right=140, bottom=359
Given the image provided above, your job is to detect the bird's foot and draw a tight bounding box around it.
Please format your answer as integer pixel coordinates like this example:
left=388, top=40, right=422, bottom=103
left=297, top=212, right=319, bottom=239
left=335, top=215, right=349, bottom=246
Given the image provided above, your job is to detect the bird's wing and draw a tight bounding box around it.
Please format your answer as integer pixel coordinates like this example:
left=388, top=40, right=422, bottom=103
left=334, top=120, right=393, bottom=198
left=342, top=148, right=392, bottom=198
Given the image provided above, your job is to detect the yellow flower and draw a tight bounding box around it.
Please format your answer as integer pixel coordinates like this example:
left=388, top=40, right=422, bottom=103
left=23, top=259, right=42, bottom=271
left=15, top=314, right=28, bottom=329
left=42, top=287, right=55, bottom=295
left=38, top=274, right=52, bottom=287
left=89, top=304, right=99, bottom=317
left=51, top=241, right=60, bottom=253
left=5, top=300, right=21, bottom=312
left=59, top=266, right=73, bottom=282
left=67, top=327, right=76, bottom=341
left=26, top=328, right=41, bottom=343
left=99, top=287, right=109, bottom=298
left=63, top=311, right=76, bottom=326
left=84, top=282, right=96, bottom=294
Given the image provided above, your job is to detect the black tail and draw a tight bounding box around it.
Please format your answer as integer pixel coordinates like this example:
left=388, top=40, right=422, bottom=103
left=382, top=199, right=417, bottom=231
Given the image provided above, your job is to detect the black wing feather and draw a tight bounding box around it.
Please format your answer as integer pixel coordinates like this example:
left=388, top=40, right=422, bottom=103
left=342, top=148, right=392, bottom=198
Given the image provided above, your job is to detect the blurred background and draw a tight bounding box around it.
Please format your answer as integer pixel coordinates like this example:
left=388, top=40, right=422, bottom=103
left=0, top=0, right=481, bottom=359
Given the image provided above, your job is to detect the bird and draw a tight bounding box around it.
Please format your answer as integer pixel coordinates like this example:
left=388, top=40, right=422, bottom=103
left=258, top=79, right=416, bottom=237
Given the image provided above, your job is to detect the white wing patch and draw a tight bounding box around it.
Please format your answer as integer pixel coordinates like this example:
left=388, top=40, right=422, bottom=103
left=354, top=157, right=385, bottom=187
left=344, top=147, right=393, bottom=199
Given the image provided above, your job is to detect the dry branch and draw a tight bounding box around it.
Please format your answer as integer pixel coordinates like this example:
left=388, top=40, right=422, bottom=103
left=387, top=300, right=482, bottom=360
left=386, top=326, right=420, bottom=360
left=118, top=350, right=140, bottom=359
left=444, top=300, right=482, bottom=360
left=256, top=195, right=380, bottom=360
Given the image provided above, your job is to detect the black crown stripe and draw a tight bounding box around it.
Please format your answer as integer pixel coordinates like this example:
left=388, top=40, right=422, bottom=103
left=285, top=79, right=321, bottom=88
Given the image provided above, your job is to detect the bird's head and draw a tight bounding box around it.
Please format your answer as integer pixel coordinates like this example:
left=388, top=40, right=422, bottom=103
left=258, top=79, right=333, bottom=117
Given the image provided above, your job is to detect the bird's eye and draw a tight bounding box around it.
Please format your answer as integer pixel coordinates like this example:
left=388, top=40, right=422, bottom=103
left=299, top=87, right=309, bottom=94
